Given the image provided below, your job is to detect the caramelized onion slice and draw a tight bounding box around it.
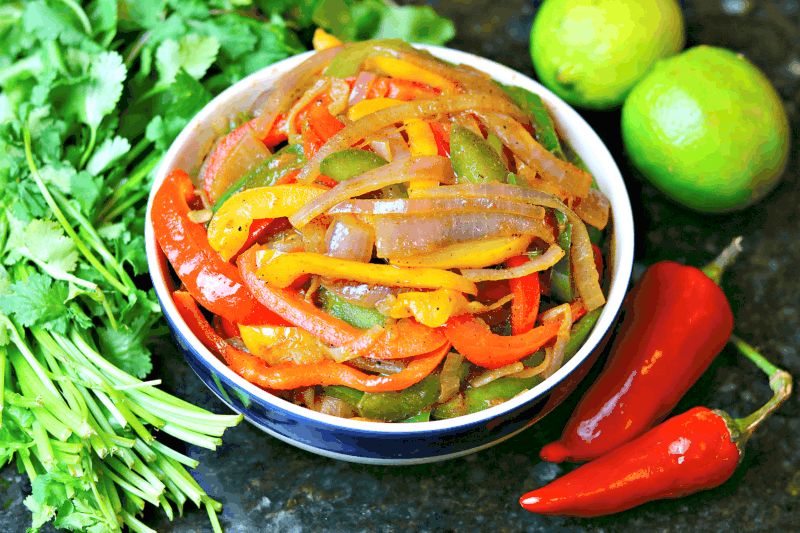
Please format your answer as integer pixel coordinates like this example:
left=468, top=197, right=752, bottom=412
left=328, top=196, right=546, bottom=218
left=374, top=212, right=554, bottom=258
left=474, top=111, right=593, bottom=199
left=572, top=187, right=610, bottom=230
left=460, top=243, right=564, bottom=282
left=412, top=183, right=605, bottom=310
left=289, top=155, right=454, bottom=228
left=325, top=214, right=375, bottom=263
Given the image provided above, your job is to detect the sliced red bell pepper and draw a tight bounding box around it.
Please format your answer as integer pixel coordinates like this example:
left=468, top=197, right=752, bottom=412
left=261, top=113, right=289, bottom=146
left=506, top=255, right=541, bottom=336
left=314, top=174, right=339, bottom=188
left=592, top=243, right=604, bottom=280
left=366, top=78, right=442, bottom=101
left=303, top=104, right=345, bottom=158
left=151, top=169, right=289, bottom=326
left=173, top=290, right=450, bottom=393
left=443, top=314, right=562, bottom=369
left=238, top=246, right=448, bottom=358
left=429, top=120, right=450, bottom=157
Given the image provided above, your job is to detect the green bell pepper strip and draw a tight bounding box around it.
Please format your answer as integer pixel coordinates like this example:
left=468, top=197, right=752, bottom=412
left=323, top=385, right=364, bottom=409
left=497, top=83, right=565, bottom=161
left=357, top=374, right=441, bottom=421
left=401, top=409, right=432, bottom=423
left=319, top=148, right=388, bottom=182
left=432, top=375, right=544, bottom=419
left=450, top=124, right=508, bottom=184
left=550, top=210, right=574, bottom=303
left=212, top=144, right=306, bottom=213
left=325, top=39, right=415, bottom=78
left=320, top=288, right=386, bottom=329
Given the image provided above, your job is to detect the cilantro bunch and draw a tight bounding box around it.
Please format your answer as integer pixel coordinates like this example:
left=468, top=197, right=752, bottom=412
left=0, top=1, right=454, bottom=532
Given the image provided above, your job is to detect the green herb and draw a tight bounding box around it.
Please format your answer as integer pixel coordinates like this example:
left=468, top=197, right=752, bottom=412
left=0, top=1, right=455, bottom=532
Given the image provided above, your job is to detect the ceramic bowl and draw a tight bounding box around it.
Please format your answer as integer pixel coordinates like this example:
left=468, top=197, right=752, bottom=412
left=145, top=45, right=635, bottom=465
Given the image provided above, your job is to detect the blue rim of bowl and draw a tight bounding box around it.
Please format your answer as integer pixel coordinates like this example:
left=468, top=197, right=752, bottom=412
left=144, top=45, right=635, bottom=443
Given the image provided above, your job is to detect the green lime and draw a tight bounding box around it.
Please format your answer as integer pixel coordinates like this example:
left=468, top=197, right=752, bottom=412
left=530, top=0, right=685, bottom=109
left=621, top=46, right=790, bottom=212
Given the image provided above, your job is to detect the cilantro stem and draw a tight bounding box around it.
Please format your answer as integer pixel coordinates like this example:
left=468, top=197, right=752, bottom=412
left=134, top=438, right=158, bottom=463
left=161, top=423, right=222, bottom=449
left=148, top=440, right=200, bottom=469
left=79, top=126, right=98, bottom=169
left=31, top=406, right=72, bottom=442
left=100, top=472, right=124, bottom=525
left=101, top=464, right=161, bottom=506
left=0, top=345, right=5, bottom=423
left=101, top=151, right=161, bottom=220
left=30, top=419, right=55, bottom=469
left=18, top=449, right=39, bottom=482
left=159, top=494, right=175, bottom=521
left=58, top=0, right=92, bottom=35
left=206, top=498, right=224, bottom=533
left=122, top=510, right=158, bottom=533
left=121, top=138, right=154, bottom=169
left=22, top=127, right=130, bottom=296
left=106, top=456, right=164, bottom=500
left=103, top=189, right=150, bottom=222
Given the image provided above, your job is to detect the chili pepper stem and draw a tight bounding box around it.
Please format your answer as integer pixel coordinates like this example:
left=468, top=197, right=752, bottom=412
left=728, top=334, right=793, bottom=440
left=701, top=237, right=743, bottom=285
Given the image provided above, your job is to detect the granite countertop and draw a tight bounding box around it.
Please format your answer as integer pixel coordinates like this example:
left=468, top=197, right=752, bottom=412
left=3, top=0, right=799, bottom=531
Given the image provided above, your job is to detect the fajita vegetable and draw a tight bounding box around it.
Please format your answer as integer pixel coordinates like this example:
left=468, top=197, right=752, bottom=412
left=152, top=36, right=613, bottom=423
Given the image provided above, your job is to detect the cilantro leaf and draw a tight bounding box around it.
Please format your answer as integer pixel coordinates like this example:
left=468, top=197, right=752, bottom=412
left=155, top=33, right=220, bottom=87
left=0, top=272, right=70, bottom=333
left=63, top=50, right=127, bottom=138
left=374, top=5, right=456, bottom=45
left=85, top=136, right=130, bottom=176
left=96, top=315, right=153, bottom=379
left=5, top=219, right=78, bottom=278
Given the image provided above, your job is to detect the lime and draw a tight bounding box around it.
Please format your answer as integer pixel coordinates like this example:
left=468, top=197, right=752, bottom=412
left=621, top=46, right=790, bottom=212
left=530, top=0, right=685, bottom=109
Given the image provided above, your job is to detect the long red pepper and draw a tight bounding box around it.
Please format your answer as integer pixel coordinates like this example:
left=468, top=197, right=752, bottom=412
left=520, top=335, right=793, bottom=516
left=505, top=255, right=541, bottom=335
left=540, top=239, right=742, bottom=463
left=151, top=169, right=289, bottom=326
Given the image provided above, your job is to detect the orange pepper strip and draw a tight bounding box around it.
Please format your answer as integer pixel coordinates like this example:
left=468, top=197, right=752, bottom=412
left=362, top=319, right=447, bottom=360
left=443, top=314, right=562, bottom=369
left=173, top=290, right=450, bottom=392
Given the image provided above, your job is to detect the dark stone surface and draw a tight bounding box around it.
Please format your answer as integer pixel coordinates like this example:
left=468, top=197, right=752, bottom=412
left=3, top=0, right=800, bottom=531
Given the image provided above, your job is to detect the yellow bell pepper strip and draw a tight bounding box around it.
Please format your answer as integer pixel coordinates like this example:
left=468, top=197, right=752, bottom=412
left=253, top=247, right=478, bottom=295
left=238, top=246, right=449, bottom=359
left=207, top=184, right=327, bottom=261
left=312, top=28, right=343, bottom=51
left=443, top=314, right=563, bottom=369
left=406, top=120, right=438, bottom=156
left=367, top=56, right=458, bottom=93
left=390, top=235, right=533, bottom=269
left=347, top=97, right=403, bottom=121
left=238, top=324, right=327, bottom=366
left=173, top=289, right=450, bottom=393
left=377, top=289, right=513, bottom=328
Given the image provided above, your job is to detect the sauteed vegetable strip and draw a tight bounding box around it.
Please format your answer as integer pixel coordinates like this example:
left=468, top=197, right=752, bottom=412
left=153, top=38, right=613, bottom=422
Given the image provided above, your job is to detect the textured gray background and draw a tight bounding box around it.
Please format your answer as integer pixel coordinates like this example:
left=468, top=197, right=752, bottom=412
left=3, top=0, right=800, bottom=531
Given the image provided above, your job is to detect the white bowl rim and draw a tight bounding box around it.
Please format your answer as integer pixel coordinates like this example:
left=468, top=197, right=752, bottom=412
left=145, top=44, right=635, bottom=436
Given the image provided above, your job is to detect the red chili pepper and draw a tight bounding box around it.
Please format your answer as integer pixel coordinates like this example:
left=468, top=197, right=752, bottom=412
left=540, top=239, right=742, bottom=463
left=505, top=255, right=541, bottom=335
left=366, top=78, right=441, bottom=101
left=172, top=290, right=450, bottom=393
left=521, top=336, right=793, bottom=517
left=151, top=169, right=289, bottom=326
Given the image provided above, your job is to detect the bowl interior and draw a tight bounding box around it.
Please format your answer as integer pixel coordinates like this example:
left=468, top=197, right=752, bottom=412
left=145, top=45, right=635, bottom=434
